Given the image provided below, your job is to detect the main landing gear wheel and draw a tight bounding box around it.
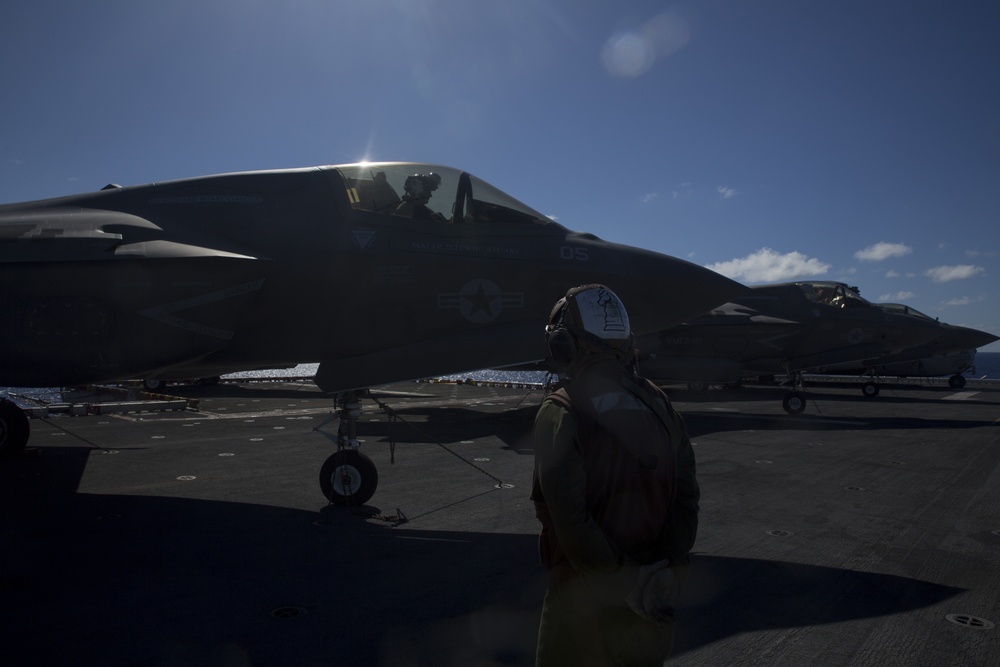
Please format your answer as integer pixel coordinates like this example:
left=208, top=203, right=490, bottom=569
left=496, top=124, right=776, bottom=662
left=782, top=391, right=806, bottom=415
left=320, top=450, right=378, bottom=506
left=861, top=382, right=880, bottom=397
left=142, top=378, right=167, bottom=392
left=0, top=398, right=31, bottom=459
left=949, top=374, right=966, bottom=389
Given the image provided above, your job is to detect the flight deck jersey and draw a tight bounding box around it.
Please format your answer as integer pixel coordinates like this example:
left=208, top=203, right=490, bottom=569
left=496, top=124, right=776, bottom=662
left=531, top=370, right=700, bottom=578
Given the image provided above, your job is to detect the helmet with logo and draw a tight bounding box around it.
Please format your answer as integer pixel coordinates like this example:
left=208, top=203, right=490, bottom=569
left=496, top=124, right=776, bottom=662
left=544, top=284, right=635, bottom=372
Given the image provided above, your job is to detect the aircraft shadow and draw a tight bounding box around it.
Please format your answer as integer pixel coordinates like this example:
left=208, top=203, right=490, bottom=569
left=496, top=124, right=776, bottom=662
left=672, top=552, right=962, bottom=658
left=340, top=388, right=995, bottom=452
left=346, top=403, right=539, bottom=452
left=682, top=410, right=997, bottom=437
left=1, top=447, right=963, bottom=666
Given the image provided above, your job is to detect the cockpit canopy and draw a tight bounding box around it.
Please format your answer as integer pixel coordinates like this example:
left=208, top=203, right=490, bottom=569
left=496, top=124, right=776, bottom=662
left=881, top=303, right=936, bottom=321
left=797, top=281, right=871, bottom=308
left=334, top=163, right=554, bottom=226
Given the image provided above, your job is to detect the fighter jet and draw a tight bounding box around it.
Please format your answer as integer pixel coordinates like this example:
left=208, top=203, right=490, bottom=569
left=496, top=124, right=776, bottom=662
left=0, top=162, right=745, bottom=503
left=812, top=303, right=999, bottom=389
left=636, top=281, right=944, bottom=413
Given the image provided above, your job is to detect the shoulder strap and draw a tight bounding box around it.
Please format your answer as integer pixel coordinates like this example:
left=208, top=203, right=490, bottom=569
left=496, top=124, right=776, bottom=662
left=542, top=388, right=572, bottom=410
left=541, top=386, right=596, bottom=443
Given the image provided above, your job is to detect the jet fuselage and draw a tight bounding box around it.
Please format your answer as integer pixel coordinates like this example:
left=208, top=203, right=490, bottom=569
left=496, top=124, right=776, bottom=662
left=1, top=163, right=745, bottom=390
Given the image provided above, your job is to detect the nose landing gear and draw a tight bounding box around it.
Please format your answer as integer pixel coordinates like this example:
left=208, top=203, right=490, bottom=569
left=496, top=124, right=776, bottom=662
left=782, top=371, right=807, bottom=415
left=317, top=393, right=379, bottom=506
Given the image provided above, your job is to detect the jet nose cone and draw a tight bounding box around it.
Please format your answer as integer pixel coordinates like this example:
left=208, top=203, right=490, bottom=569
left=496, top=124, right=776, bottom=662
left=950, top=326, right=1000, bottom=351
left=605, top=246, right=749, bottom=334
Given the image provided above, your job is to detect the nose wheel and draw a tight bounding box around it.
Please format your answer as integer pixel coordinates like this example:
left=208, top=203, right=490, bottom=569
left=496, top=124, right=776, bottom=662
left=781, top=370, right=808, bottom=414
left=320, top=449, right=378, bottom=506
left=861, top=381, right=880, bottom=397
left=782, top=391, right=807, bottom=415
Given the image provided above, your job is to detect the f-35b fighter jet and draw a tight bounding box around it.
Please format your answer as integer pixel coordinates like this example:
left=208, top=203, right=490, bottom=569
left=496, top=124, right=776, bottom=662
left=636, top=281, right=946, bottom=413
left=0, top=162, right=745, bottom=503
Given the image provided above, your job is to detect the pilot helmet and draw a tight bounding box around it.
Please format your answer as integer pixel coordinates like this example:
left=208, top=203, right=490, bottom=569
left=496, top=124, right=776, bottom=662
left=403, top=172, right=441, bottom=199
left=545, top=284, right=634, bottom=371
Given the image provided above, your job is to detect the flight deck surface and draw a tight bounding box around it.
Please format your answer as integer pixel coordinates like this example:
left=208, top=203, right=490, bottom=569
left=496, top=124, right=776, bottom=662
left=2, top=378, right=998, bottom=666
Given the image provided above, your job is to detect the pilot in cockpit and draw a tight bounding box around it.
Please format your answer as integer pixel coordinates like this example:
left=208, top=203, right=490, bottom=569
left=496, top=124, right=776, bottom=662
left=393, top=172, right=446, bottom=221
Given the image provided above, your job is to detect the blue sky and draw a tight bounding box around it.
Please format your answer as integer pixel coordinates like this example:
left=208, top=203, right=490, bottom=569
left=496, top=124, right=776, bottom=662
left=3, top=1, right=998, bottom=351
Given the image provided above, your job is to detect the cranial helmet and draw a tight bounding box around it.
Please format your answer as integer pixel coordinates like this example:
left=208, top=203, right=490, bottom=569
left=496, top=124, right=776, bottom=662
left=403, top=172, right=441, bottom=199
left=545, top=284, right=635, bottom=371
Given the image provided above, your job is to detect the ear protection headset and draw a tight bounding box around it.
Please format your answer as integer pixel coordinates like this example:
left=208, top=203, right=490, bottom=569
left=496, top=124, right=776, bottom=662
left=545, top=298, right=579, bottom=372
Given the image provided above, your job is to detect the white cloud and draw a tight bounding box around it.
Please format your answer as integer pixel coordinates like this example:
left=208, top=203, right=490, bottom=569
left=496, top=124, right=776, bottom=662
left=640, top=192, right=659, bottom=204
left=671, top=183, right=692, bottom=199
left=877, top=291, right=915, bottom=302
left=716, top=185, right=737, bottom=199
left=966, top=249, right=998, bottom=258
left=705, top=248, right=831, bottom=283
left=925, top=264, right=985, bottom=282
left=944, top=296, right=973, bottom=306
left=885, top=270, right=900, bottom=278
left=854, top=242, right=912, bottom=262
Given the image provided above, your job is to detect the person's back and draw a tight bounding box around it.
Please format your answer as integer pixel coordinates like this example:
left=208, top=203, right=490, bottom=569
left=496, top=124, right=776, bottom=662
left=531, top=285, right=700, bottom=666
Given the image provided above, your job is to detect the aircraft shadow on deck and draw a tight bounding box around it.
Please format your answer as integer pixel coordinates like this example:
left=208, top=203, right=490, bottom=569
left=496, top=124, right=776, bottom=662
left=2, top=446, right=963, bottom=666
left=327, top=402, right=541, bottom=453
left=682, top=410, right=997, bottom=438
left=672, top=553, right=963, bottom=658
left=312, top=387, right=996, bottom=454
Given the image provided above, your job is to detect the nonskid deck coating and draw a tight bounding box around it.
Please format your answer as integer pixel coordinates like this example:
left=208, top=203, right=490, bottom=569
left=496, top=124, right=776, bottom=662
left=2, top=379, right=998, bottom=666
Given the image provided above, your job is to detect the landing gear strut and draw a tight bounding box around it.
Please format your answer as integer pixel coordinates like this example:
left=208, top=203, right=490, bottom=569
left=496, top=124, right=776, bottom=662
left=318, top=393, right=379, bottom=506
left=782, top=371, right=807, bottom=414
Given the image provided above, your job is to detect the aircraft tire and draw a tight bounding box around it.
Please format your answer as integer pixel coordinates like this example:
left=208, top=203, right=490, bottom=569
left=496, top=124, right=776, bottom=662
left=142, top=378, right=167, bottom=392
left=862, top=382, right=880, bottom=398
left=320, top=450, right=378, bottom=506
left=949, top=374, right=966, bottom=389
left=0, top=398, right=30, bottom=459
left=782, top=391, right=806, bottom=415
left=687, top=381, right=708, bottom=392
